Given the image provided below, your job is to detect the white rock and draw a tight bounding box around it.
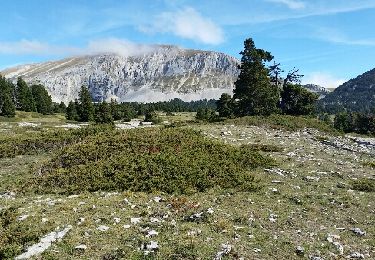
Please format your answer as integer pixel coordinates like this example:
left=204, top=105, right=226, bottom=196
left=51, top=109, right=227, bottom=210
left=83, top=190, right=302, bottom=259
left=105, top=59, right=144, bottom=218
left=146, top=241, right=159, bottom=251
left=131, top=217, right=141, bottom=224
left=75, top=244, right=87, bottom=250
left=147, top=230, right=159, bottom=237
left=17, top=215, right=29, bottom=221
left=97, top=225, right=109, bottom=232
left=15, top=225, right=72, bottom=259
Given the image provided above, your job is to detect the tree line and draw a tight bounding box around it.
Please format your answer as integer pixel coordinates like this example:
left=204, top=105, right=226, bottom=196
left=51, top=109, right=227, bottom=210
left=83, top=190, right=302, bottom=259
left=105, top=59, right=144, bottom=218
left=0, top=76, right=57, bottom=117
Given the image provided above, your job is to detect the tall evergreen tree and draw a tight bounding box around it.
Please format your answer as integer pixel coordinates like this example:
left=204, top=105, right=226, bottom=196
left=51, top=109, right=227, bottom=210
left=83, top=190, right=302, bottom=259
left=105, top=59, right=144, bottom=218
left=216, top=93, right=234, bottom=118
left=109, top=99, right=121, bottom=120
left=233, top=38, right=280, bottom=116
left=16, top=77, right=35, bottom=112
left=31, top=84, right=53, bottom=114
left=281, top=84, right=318, bottom=115
left=0, top=93, right=16, bottom=117
left=78, top=86, right=94, bottom=122
left=95, top=101, right=113, bottom=124
left=66, top=101, right=79, bottom=121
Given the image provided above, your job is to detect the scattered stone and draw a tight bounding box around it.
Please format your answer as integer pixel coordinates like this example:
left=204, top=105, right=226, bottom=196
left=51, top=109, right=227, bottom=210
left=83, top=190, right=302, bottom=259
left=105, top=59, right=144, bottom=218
left=17, top=122, right=40, bottom=128
left=146, top=230, right=159, bottom=237
left=75, top=244, right=87, bottom=250
left=17, top=215, right=29, bottom=221
left=97, top=225, right=109, bottom=232
left=114, top=217, right=121, bottom=223
left=131, top=217, right=141, bottom=224
left=215, top=244, right=232, bottom=260
left=269, top=214, right=278, bottom=223
left=153, top=196, right=162, bottom=203
left=304, top=176, right=320, bottom=182
left=150, top=217, right=161, bottom=223
left=351, top=227, right=366, bottom=236
left=333, top=241, right=344, bottom=255
left=207, top=208, right=214, bottom=214
left=296, top=246, right=304, bottom=256
left=15, top=225, right=72, bottom=259
left=0, top=191, right=16, bottom=199
left=347, top=252, right=365, bottom=259
left=309, top=256, right=324, bottom=260
left=123, top=224, right=131, bottom=229
left=188, top=212, right=204, bottom=221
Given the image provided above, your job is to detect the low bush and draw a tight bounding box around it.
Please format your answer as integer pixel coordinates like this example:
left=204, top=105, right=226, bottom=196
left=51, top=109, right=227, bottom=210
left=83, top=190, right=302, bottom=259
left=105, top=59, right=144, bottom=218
left=27, top=128, right=274, bottom=194
left=351, top=178, right=375, bottom=192
left=0, top=207, right=50, bottom=259
left=226, top=114, right=338, bottom=134
left=0, top=124, right=114, bottom=158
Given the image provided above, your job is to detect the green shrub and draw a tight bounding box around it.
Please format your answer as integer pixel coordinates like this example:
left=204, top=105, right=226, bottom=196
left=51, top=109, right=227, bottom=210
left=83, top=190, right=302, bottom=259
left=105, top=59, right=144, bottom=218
left=27, top=128, right=274, bottom=194
left=0, top=124, right=114, bottom=158
left=226, top=114, right=338, bottom=134
left=0, top=207, right=50, bottom=259
left=351, top=178, right=375, bottom=192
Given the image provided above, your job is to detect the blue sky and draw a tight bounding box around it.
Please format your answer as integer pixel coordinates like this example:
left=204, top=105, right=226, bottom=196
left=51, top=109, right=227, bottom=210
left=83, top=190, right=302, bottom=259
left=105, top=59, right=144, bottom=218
left=1, top=0, right=375, bottom=88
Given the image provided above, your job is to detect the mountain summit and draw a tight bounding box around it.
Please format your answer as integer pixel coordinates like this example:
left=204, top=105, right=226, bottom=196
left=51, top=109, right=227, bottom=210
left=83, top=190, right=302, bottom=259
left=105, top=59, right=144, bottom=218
left=1, top=46, right=239, bottom=103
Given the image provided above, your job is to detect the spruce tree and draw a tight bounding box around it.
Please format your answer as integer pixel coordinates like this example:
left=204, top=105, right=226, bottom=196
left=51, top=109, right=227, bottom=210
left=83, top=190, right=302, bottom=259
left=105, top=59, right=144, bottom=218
left=16, top=77, right=35, bottom=112
left=66, top=101, right=79, bottom=121
left=78, top=86, right=94, bottom=122
left=31, top=84, right=53, bottom=114
left=233, top=38, right=280, bottom=116
left=95, top=101, right=113, bottom=124
left=0, top=93, right=16, bottom=117
left=216, top=93, right=234, bottom=118
left=281, top=84, right=318, bottom=115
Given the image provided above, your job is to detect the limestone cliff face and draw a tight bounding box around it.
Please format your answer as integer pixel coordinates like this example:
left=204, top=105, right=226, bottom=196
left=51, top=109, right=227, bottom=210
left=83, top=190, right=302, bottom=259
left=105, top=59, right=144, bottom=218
left=1, top=46, right=239, bottom=103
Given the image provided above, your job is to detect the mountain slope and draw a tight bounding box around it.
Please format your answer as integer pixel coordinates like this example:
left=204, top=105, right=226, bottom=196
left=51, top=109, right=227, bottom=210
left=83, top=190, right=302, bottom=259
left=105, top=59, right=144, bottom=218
left=302, top=84, right=330, bottom=99
left=319, top=68, right=375, bottom=113
left=1, top=46, right=239, bottom=103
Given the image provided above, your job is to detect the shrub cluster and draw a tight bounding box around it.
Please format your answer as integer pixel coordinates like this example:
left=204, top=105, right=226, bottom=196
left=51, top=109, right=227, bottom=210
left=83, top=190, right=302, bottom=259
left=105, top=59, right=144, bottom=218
left=27, top=128, right=274, bottom=194
left=0, top=124, right=114, bottom=158
left=225, top=114, right=338, bottom=134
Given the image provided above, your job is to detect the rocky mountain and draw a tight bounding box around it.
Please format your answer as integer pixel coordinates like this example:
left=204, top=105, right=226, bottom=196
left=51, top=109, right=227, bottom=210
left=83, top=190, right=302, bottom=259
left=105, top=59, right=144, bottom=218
left=1, top=46, right=239, bottom=103
left=319, top=68, right=375, bottom=113
left=302, top=84, right=331, bottom=99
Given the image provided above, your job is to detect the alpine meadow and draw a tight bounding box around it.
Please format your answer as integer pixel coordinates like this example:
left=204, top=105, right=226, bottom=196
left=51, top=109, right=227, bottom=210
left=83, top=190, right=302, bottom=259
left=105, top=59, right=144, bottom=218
left=0, top=1, right=374, bottom=259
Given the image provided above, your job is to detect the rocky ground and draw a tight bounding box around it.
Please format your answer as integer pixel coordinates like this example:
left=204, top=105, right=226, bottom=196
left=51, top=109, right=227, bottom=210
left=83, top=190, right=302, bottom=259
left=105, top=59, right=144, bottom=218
left=0, top=123, right=374, bottom=259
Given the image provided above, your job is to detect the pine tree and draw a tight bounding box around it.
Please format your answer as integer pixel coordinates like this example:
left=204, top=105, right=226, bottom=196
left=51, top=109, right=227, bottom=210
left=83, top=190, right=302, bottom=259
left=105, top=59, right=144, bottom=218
left=58, top=102, right=67, bottom=113
left=16, top=77, right=35, bottom=112
left=281, top=84, right=318, bottom=115
left=216, top=93, right=234, bottom=118
left=109, top=99, right=121, bottom=120
left=66, top=101, right=79, bottom=121
left=31, top=84, right=53, bottom=115
left=0, top=93, right=16, bottom=117
left=78, top=86, right=94, bottom=122
left=233, top=38, right=280, bottom=116
left=95, top=101, right=113, bottom=124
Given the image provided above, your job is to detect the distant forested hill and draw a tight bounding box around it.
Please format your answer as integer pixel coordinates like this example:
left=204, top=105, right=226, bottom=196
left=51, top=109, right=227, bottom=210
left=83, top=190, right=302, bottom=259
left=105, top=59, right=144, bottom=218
left=318, top=68, right=375, bottom=114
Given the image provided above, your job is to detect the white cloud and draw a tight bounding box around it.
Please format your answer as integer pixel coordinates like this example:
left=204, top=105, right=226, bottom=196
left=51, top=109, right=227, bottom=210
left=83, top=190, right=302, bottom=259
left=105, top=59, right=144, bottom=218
left=142, top=7, right=224, bottom=45
left=302, top=72, right=346, bottom=89
left=86, top=38, right=157, bottom=56
left=266, top=0, right=305, bottom=10
left=0, top=38, right=159, bottom=57
left=314, top=28, right=375, bottom=46
left=0, top=40, right=79, bottom=56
